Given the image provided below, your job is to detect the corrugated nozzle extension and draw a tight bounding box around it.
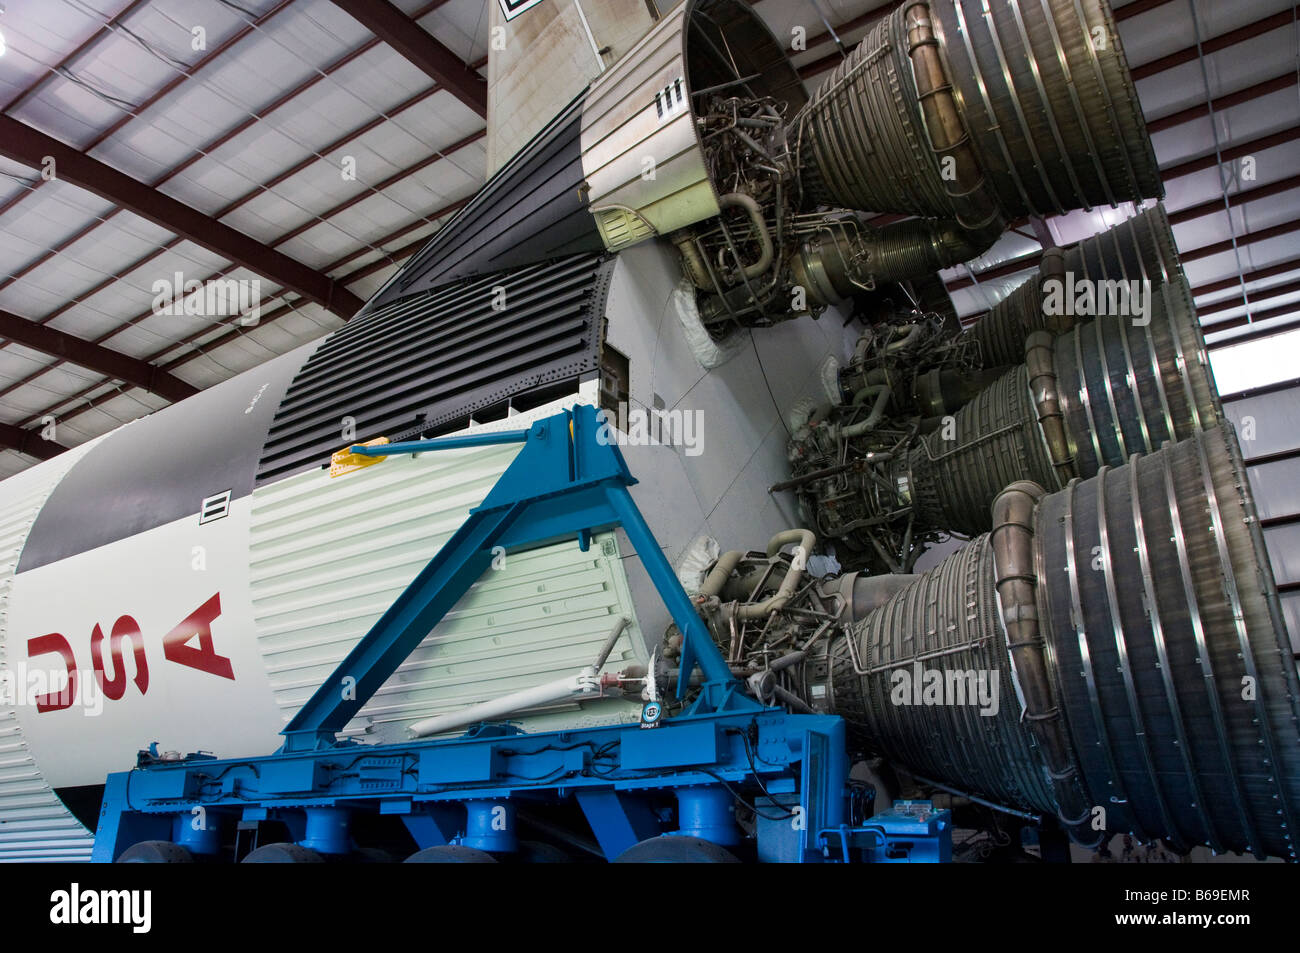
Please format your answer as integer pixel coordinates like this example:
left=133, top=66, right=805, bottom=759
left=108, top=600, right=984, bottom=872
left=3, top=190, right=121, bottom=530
left=828, top=424, right=1300, bottom=859
left=795, top=0, right=1163, bottom=223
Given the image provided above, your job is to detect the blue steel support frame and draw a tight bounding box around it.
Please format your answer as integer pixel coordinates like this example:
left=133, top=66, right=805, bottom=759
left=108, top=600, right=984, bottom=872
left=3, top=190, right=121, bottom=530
left=280, top=405, right=746, bottom=753
left=94, top=711, right=854, bottom=862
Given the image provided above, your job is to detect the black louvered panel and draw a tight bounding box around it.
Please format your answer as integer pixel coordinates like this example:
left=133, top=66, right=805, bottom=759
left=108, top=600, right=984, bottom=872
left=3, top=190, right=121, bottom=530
left=365, top=92, right=604, bottom=308
left=255, top=253, right=613, bottom=484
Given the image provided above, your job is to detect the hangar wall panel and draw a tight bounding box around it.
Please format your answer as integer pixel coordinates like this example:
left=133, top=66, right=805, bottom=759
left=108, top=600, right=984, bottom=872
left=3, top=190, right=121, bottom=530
left=1225, top=382, right=1300, bottom=656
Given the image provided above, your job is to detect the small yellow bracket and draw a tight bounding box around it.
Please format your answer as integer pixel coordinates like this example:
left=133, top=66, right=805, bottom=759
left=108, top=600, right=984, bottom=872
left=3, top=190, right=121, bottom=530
left=329, top=437, right=389, bottom=478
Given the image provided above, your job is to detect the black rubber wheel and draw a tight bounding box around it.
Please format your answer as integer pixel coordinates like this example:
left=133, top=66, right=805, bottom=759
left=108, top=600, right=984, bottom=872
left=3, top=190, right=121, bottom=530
left=513, top=840, right=571, bottom=863
left=613, top=836, right=741, bottom=863
left=404, top=845, right=498, bottom=863
left=241, top=843, right=325, bottom=863
left=115, top=840, right=195, bottom=863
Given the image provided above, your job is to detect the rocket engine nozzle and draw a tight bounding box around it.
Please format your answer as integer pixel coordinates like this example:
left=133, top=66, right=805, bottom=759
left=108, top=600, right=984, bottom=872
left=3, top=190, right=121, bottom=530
left=823, top=424, right=1300, bottom=860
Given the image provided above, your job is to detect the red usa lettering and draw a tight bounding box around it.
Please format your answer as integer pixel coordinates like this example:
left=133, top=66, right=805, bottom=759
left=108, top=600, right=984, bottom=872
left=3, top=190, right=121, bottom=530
left=26, top=593, right=234, bottom=712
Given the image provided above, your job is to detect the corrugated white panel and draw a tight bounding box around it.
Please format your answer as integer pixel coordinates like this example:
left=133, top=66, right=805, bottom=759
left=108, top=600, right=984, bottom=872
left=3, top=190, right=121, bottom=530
left=249, top=401, right=647, bottom=743
left=0, top=437, right=106, bottom=862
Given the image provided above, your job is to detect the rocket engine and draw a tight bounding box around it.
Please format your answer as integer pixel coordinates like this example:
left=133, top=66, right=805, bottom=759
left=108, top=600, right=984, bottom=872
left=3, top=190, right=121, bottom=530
left=689, top=423, right=1300, bottom=860
left=665, top=0, right=1163, bottom=334
left=784, top=205, right=1219, bottom=573
left=367, top=0, right=1160, bottom=333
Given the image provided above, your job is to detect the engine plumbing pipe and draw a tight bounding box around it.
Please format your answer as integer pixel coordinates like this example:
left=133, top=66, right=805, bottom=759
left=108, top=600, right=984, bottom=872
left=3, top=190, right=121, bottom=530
left=768, top=454, right=892, bottom=494
left=989, top=481, right=1094, bottom=842
left=1024, top=330, right=1075, bottom=484
left=699, top=529, right=818, bottom=621
left=903, top=1, right=1003, bottom=233
left=833, top=385, right=893, bottom=439
left=718, top=192, right=774, bottom=280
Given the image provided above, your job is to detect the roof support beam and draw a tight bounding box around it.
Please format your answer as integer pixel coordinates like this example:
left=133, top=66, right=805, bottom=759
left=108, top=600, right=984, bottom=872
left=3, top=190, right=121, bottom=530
left=1, top=0, right=152, bottom=113
left=1206, top=309, right=1300, bottom=347
left=0, top=116, right=365, bottom=320
left=0, top=308, right=199, bottom=403
left=1130, top=9, right=1299, bottom=81
left=1196, top=257, right=1300, bottom=297
left=1165, top=173, right=1300, bottom=226
left=14, top=195, right=474, bottom=433
left=147, top=196, right=473, bottom=370
left=1111, top=0, right=1178, bottom=21
left=1179, top=220, right=1300, bottom=264
left=0, top=112, right=483, bottom=416
left=1146, top=72, right=1299, bottom=134
left=1160, top=126, right=1300, bottom=181
left=330, top=0, right=488, bottom=117
left=0, top=0, right=297, bottom=225
left=0, top=422, right=67, bottom=460
left=1197, top=277, right=1300, bottom=319
left=274, top=129, right=485, bottom=247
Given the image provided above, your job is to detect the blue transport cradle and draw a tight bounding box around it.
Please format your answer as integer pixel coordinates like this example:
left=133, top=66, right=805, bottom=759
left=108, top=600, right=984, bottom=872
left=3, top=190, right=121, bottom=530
left=92, top=405, right=949, bottom=863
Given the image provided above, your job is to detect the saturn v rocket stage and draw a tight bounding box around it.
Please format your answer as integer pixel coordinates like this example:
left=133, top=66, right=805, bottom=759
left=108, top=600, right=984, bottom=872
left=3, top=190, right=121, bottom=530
left=0, top=0, right=1295, bottom=862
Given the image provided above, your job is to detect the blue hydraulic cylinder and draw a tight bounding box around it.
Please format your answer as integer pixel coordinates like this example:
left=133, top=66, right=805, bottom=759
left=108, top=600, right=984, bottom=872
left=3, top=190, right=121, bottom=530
left=302, top=806, right=352, bottom=855
left=675, top=786, right=741, bottom=845
left=463, top=800, right=518, bottom=853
